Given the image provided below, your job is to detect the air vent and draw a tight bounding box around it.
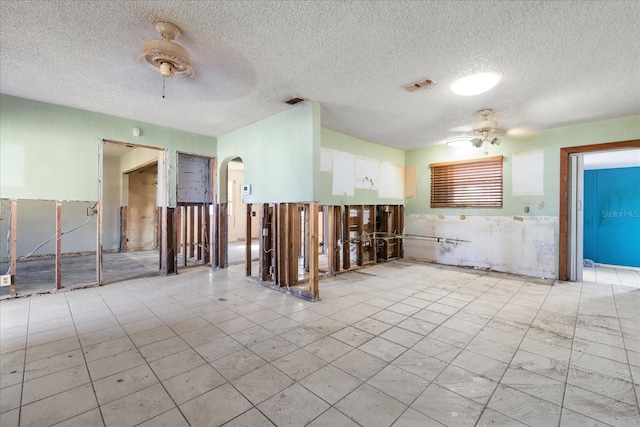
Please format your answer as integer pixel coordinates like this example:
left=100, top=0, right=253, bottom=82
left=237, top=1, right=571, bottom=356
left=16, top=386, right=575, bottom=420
left=403, top=79, right=435, bottom=92
left=285, top=97, right=305, bottom=105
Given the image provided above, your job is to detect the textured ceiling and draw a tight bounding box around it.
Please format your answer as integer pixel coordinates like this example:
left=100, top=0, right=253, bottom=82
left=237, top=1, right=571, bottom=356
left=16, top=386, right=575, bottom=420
left=1, top=1, right=638, bottom=149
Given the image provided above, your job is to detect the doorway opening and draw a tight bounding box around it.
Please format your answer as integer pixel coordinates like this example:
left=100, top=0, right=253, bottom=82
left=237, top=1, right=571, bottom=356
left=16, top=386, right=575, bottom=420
left=175, top=152, right=216, bottom=269
left=559, top=139, right=640, bottom=283
left=100, top=140, right=165, bottom=284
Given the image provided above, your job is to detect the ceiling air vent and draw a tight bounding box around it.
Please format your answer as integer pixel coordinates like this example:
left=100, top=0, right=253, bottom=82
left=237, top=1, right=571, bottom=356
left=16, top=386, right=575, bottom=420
left=403, top=79, right=435, bottom=92
left=284, top=97, right=305, bottom=105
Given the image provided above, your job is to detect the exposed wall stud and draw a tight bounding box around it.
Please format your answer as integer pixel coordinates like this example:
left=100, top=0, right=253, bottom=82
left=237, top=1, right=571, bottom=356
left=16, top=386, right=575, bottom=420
left=56, top=201, right=62, bottom=289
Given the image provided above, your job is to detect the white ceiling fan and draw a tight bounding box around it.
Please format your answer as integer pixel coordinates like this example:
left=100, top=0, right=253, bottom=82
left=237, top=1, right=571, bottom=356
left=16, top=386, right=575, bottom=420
left=447, top=109, right=505, bottom=153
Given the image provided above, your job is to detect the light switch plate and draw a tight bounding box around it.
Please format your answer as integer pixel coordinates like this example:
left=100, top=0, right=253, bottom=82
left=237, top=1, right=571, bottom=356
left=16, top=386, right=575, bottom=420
left=0, top=275, right=11, bottom=287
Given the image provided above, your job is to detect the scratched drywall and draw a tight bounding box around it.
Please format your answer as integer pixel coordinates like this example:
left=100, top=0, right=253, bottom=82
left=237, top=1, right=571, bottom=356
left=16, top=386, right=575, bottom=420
left=404, top=214, right=557, bottom=278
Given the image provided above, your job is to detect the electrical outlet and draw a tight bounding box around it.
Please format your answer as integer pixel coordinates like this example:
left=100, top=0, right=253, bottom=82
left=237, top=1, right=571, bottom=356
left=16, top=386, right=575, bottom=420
left=0, top=275, right=11, bottom=287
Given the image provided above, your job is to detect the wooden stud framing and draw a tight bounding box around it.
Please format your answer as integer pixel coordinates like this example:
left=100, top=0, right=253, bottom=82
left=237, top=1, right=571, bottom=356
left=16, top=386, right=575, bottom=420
left=120, top=206, right=128, bottom=252
left=259, top=204, right=271, bottom=281
left=308, top=202, right=319, bottom=300
left=182, top=206, right=188, bottom=266
left=10, top=200, right=17, bottom=295
left=204, top=205, right=211, bottom=264
left=326, top=206, right=335, bottom=274
left=277, top=203, right=286, bottom=286
left=166, top=208, right=177, bottom=274
left=216, top=203, right=228, bottom=268
left=289, top=203, right=299, bottom=285
left=56, top=201, right=62, bottom=289
left=246, top=203, right=252, bottom=277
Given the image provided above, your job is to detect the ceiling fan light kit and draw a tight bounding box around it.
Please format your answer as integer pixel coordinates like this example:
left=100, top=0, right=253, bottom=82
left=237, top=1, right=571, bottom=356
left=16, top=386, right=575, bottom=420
left=447, top=109, right=502, bottom=151
left=143, top=21, right=195, bottom=78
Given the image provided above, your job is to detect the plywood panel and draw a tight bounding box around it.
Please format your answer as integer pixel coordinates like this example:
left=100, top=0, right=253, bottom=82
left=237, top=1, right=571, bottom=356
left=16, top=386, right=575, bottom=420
left=177, top=154, right=212, bottom=204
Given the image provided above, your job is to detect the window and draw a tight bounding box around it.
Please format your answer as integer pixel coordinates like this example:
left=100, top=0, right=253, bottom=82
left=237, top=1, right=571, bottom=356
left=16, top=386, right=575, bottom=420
left=430, top=155, right=503, bottom=208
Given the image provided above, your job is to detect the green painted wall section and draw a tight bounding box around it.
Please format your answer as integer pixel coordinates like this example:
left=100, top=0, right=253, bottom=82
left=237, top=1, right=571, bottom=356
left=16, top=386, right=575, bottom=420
left=405, top=114, right=640, bottom=217
left=0, top=95, right=216, bottom=205
left=217, top=102, right=319, bottom=203
left=319, top=128, right=405, bottom=205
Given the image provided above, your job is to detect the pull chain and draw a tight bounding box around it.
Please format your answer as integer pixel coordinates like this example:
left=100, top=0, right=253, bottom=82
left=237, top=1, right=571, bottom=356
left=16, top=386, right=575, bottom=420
left=162, top=76, right=166, bottom=99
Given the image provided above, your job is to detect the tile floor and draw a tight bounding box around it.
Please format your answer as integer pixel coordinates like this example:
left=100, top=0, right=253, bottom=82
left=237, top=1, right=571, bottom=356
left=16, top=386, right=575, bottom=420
left=583, top=264, right=640, bottom=288
left=1, top=261, right=639, bottom=426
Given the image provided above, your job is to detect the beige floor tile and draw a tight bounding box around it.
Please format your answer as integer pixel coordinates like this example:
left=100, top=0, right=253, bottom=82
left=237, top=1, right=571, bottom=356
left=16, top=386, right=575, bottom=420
left=51, top=408, right=104, bottom=426
left=332, top=348, right=387, bottom=381
left=336, top=383, right=407, bottom=427
left=358, top=337, right=407, bottom=362
left=303, top=336, right=353, bottom=362
left=0, top=349, right=25, bottom=388
left=391, top=349, right=448, bottom=381
left=559, top=407, right=613, bottom=427
left=162, top=363, right=226, bottom=405
left=488, top=384, right=561, bottom=427
left=136, top=408, right=189, bottom=427
left=452, top=349, right=508, bottom=382
left=307, top=408, right=360, bottom=427
left=299, top=364, right=362, bottom=404
left=435, top=364, right=498, bottom=404
left=87, top=348, right=146, bottom=381
left=81, top=336, right=134, bottom=363
left=567, top=366, right=635, bottom=405
left=78, top=326, right=127, bottom=348
left=510, top=350, right=569, bottom=382
left=412, top=336, right=463, bottom=362
left=476, top=408, right=527, bottom=426
left=230, top=325, right=275, bottom=346
left=248, top=335, right=299, bottom=362
left=22, top=364, right=90, bottom=405
left=20, top=383, right=97, bottom=427
left=258, top=383, right=329, bottom=427
left=222, top=408, right=275, bottom=427
left=501, top=366, right=565, bottom=405
left=272, top=348, right=326, bottom=381
left=367, top=364, right=429, bottom=404
left=353, top=317, right=393, bottom=335
left=93, top=364, right=158, bottom=405
left=26, top=336, right=80, bottom=363
left=0, top=408, right=19, bottom=427
left=280, top=326, right=326, bottom=347
left=180, top=383, right=252, bottom=427
left=193, top=335, right=244, bottom=362
left=212, top=348, right=267, bottom=380
left=23, top=349, right=85, bottom=382
left=412, top=383, right=484, bottom=427
left=148, top=347, right=205, bottom=381
left=391, top=408, right=445, bottom=427
left=231, top=363, right=293, bottom=405
left=179, top=324, right=225, bottom=347
left=0, top=383, right=22, bottom=414
left=138, top=336, right=189, bottom=362
left=330, top=325, right=375, bottom=347
left=101, top=383, right=174, bottom=427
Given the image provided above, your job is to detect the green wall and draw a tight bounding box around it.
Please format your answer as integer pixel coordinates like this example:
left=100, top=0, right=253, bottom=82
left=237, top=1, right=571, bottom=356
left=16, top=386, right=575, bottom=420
left=319, top=127, right=405, bottom=205
left=217, top=102, right=320, bottom=203
left=405, top=115, right=640, bottom=217
left=0, top=95, right=216, bottom=205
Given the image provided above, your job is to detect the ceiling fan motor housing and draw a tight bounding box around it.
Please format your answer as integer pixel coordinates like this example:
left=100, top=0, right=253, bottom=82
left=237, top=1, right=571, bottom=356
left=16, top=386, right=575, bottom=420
left=143, top=22, right=195, bottom=78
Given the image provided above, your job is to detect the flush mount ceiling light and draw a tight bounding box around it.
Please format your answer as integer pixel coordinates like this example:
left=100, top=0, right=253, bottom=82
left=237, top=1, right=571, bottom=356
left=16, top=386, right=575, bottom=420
left=451, top=73, right=500, bottom=96
left=143, top=22, right=195, bottom=79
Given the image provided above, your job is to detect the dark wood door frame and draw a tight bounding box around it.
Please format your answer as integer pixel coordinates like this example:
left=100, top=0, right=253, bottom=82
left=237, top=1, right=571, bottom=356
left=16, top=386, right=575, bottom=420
left=558, top=139, right=640, bottom=281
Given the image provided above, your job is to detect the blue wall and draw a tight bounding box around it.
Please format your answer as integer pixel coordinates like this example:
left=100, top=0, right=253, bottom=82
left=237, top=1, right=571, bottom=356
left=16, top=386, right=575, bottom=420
left=584, top=167, right=640, bottom=267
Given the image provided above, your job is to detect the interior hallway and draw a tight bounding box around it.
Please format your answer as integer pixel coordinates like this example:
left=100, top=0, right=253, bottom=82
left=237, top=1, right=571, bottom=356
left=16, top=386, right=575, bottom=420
left=1, top=261, right=638, bottom=426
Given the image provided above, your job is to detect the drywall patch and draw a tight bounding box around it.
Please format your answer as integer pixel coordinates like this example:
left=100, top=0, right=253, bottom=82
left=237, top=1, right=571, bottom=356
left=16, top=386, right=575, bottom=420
left=404, top=214, right=557, bottom=278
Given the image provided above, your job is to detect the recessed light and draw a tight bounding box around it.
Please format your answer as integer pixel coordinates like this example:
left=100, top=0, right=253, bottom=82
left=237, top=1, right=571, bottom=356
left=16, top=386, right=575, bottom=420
left=451, top=73, right=500, bottom=96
